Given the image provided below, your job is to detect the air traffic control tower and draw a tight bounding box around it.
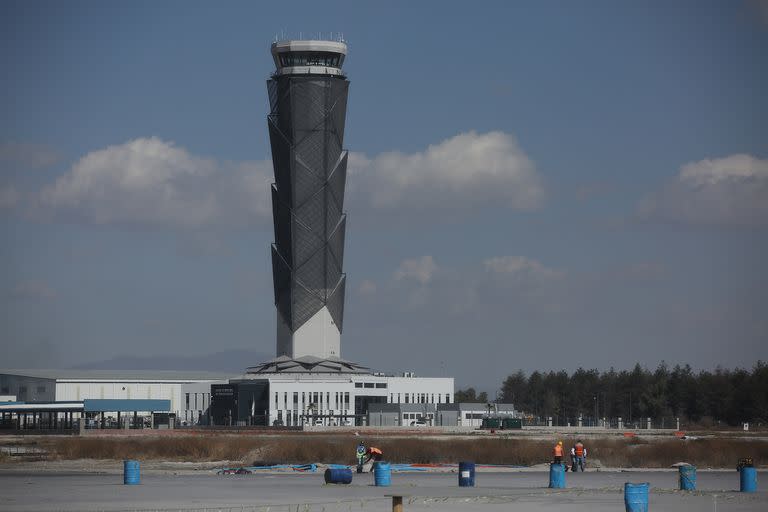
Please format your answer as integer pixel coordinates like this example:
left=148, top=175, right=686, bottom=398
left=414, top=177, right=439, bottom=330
left=267, top=40, right=349, bottom=361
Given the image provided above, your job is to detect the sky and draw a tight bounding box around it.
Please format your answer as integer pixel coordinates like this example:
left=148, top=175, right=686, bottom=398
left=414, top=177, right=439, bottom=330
left=1, top=0, right=767, bottom=393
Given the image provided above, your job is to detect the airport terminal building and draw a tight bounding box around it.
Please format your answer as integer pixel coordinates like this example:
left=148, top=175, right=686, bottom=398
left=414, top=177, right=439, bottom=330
left=1, top=39, right=455, bottom=431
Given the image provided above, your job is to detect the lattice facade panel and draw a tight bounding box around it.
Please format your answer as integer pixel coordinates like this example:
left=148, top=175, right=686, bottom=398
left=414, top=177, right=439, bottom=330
left=267, top=73, right=349, bottom=332
left=326, top=275, right=346, bottom=330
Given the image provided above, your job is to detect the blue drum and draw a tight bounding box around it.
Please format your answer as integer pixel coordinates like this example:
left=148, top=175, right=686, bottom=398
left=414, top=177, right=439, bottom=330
left=679, top=465, right=696, bottom=490
left=458, top=461, right=475, bottom=487
left=548, top=462, right=565, bottom=488
left=374, top=461, right=391, bottom=487
left=624, top=482, right=649, bottom=512
left=123, top=460, right=140, bottom=485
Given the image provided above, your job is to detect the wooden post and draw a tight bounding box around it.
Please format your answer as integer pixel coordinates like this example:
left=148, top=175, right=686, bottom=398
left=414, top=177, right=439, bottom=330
left=392, top=495, right=403, bottom=512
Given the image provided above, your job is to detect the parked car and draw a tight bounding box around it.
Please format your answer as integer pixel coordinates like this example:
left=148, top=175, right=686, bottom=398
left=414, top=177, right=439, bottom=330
left=410, top=420, right=427, bottom=427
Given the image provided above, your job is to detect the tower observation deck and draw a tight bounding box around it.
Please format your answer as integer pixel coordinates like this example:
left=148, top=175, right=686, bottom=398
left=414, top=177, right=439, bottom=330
left=267, top=40, right=349, bottom=360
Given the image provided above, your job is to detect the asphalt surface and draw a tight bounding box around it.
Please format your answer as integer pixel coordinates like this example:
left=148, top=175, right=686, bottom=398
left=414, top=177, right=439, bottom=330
left=0, top=470, right=765, bottom=511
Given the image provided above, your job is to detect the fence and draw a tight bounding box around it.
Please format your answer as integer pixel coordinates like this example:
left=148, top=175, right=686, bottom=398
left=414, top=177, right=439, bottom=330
left=520, top=416, right=682, bottom=430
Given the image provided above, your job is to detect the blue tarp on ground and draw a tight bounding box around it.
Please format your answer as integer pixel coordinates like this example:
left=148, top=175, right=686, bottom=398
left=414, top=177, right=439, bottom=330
left=83, top=399, right=170, bottom=412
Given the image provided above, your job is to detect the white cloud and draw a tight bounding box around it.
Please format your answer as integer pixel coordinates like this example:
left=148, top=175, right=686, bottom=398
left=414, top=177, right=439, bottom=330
left=0, top=185, right=19, bottom=209
left=34, top=131, right=542, bottom=228
left=638, top=154, right=768, bottom=226
left=38, top=137, right=272, bottom=228
left=381, top=255, right=564, bottom=314
left=0, top=141, right=60, bottom=170
left=11, top=280, right=57, bottom=301
left=393, top=256, right=438, bottom=284
left=358, top=279, right=378, bottom=295
left=348, top=131, right=543, bottom=211
left=483, top=256, right=563, bottom=280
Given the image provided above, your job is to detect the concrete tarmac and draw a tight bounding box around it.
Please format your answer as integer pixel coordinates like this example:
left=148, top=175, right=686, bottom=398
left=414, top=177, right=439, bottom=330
left=0, top=470, right=765, bottom=511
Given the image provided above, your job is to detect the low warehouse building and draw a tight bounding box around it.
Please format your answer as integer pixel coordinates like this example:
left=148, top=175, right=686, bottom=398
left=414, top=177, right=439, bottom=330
left=0, top=370, right=228, bottom=425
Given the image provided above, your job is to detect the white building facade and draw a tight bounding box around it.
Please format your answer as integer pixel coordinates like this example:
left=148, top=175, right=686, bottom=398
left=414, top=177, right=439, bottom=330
left=1, top=370, right=228, bottom=425
left=260, top=373, right=453, bottom=426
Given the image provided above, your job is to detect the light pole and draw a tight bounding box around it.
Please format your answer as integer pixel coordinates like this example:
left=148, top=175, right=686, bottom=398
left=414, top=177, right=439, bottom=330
left=593, top=395, right=598, bottom=427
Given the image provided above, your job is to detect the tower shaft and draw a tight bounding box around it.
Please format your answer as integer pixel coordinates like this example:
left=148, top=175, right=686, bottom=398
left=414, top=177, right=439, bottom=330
left=267, top=40, right=349, bottom=359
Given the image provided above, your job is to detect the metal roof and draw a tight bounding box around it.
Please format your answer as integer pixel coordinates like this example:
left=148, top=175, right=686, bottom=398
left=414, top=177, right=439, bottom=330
left=246, top=356, right=371, bottom=375
left=0, top=369, right=232, bottom=382
left=0, top=401, right=83, bottom=412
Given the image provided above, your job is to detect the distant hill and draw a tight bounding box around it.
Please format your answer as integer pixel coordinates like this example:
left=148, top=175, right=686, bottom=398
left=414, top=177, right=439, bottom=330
left=71, top=349, right=272, bottom=373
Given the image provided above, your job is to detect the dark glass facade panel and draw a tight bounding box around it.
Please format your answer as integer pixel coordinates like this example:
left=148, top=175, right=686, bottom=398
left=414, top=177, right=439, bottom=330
left=268, top=73, right=349, bottom=333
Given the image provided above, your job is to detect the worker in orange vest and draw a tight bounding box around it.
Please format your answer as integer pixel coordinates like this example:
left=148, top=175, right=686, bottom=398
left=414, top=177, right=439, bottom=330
left=574, top=440, right=586, bottom=471
left=552, top=440, right=564, bottom=464
left=364, top=446, right=383, bottom=467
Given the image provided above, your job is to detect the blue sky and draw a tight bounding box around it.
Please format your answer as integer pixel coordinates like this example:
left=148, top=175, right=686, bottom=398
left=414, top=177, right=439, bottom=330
left=1, top=0, right=767, bottom=392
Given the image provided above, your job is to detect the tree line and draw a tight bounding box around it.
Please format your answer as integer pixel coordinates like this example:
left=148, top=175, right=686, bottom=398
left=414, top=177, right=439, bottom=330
left=459, top=362, right=768, bottom=426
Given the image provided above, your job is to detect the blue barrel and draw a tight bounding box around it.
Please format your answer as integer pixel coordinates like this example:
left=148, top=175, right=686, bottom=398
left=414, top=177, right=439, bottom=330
left=123, top=460, right=140, bottom=485
left=374, top=461, right=391, bottom=487
left=324, top=467, right=352, bottom=484
left=624, top=482, right=649, bottom=512
left=458, top=461, right=475, bottom=487
left=679, top=465, right=696, bottom=490
left=548, top=462, right=566, bottom=488
left=740, top=467, right=757, bottom=493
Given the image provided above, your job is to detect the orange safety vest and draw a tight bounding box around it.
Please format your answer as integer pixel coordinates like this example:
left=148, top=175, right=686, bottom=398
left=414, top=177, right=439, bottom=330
left=553, top=444, right=563, bottom=457
left=575, top=443, right=584, bottom=456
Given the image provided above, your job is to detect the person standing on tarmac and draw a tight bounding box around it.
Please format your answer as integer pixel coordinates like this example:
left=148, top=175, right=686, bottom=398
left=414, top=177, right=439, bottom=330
left=574, top=440, right=586, bottom=471
left=553, top=441, right=564, bottom=464
left=355, top=442, right=366, bottom=473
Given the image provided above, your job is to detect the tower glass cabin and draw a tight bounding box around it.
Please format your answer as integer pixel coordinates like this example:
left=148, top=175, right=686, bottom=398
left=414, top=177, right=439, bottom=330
left=267, top=40, right=349, bottom=359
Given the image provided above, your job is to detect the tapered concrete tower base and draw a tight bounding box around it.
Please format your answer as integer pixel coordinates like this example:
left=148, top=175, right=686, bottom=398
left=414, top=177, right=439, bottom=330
left=276, top=306, right=340, bottom=359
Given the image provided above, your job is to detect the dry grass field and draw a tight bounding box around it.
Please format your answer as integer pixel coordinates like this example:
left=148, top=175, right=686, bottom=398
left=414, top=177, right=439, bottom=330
left=14, top=434, right=764, bottom=468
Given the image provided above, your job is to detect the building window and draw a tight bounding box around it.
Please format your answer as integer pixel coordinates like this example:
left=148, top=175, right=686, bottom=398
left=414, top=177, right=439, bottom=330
left=185, top=393, right=190, bottom=410
left=293, top=392, right=299, bottom=409
left=397, top=393, right=401, bottom=403
left=355, top=383, right=363, bottom=388
left=284, top=392, right=288, bottom=409
left=405, top=394, right=409, bottom=403
left=446, top=394, right=450, bottom=403
left=375, top=383, right=387, bottom=388
left=0, top=387, right=8, bottom=394
left=344, top=392, right=350, bottom=408
left=431, top=394, right=435, bottom=403
left=364, top=383, right=374, bottom=388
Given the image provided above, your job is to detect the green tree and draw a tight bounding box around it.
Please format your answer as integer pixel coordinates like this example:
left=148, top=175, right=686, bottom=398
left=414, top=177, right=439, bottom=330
left=454, top=387, right=488, bottom=403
